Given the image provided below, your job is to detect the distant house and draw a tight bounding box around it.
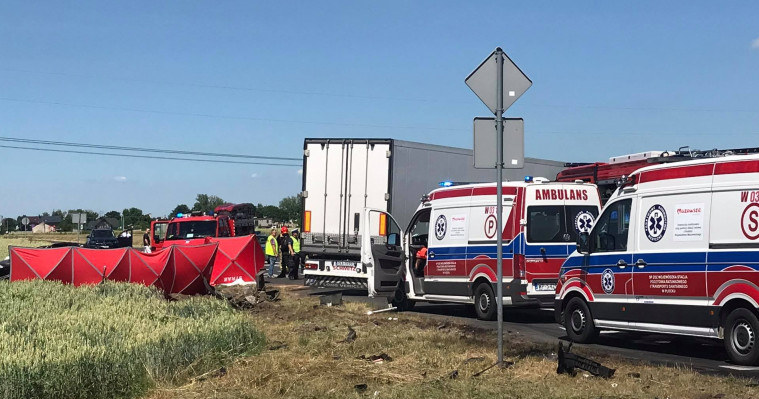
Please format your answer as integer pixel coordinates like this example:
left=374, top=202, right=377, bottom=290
left=31, top=222, right=55, bottom=233
left=25, top=215, right=62, bottom=232
left=87, top=217, right=120, bottom=230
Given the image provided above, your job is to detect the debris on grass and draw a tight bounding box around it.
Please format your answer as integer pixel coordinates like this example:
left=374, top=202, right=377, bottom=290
left=339, top=326, right=357, bottom=343
left=557, top=342, right=616, bottom=378
left=357, top=353, right=393, bottom=363
left=319, top=292, right=343, bottom=306
left=354, top=383, right=368, bottom=392
left=267, top=341, right=288, bottom=351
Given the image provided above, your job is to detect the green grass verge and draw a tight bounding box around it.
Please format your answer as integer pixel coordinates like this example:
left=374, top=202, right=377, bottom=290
left=0, top=280, right=265, bottom=399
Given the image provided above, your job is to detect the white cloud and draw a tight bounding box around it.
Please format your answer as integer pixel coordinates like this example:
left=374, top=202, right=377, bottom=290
left=250, top=173, right=259, bottom=178
left=113, top=176, right=127, bottom=182
left=752, top=37, right=759, bottom=49
left=297, top=169, right=303, bottom=175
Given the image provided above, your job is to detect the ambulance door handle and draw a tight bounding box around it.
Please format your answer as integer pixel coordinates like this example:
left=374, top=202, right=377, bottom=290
left=635, top=259, right=647, bottom=268
left=428, top=251, right=435, bottom=259
left=616, top=260, right=627, bottom=269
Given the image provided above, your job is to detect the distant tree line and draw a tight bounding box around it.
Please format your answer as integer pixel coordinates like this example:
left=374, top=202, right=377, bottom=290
left=169, top=194, right=302, bottom=224
left=0, top=193, right=303, bottom=234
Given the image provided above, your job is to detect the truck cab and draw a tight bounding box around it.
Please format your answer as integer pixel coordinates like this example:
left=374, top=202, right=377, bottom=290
left=150, top=213, right=234, bottom=251
left=362, top=179, right=601, bottom=320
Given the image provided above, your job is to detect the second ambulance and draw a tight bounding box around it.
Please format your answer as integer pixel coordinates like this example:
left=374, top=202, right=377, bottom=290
left=361, top=178, right=600, bottom=320
left=555, top=154, right=759, bottom=365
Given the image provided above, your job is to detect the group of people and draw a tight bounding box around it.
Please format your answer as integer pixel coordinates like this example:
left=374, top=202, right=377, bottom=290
left=264, top=226, right=302, bottom=280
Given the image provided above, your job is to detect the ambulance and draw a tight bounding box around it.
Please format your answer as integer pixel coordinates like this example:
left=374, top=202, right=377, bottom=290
left=555, top=154, right=759, bottom=365
left=360, top=178, right=601, bottom=320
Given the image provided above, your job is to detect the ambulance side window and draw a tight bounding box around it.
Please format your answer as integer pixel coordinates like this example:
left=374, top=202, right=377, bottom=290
left=408, top=209, right=430, bottom=247
left=526, top=206, right=565, bottom=242
left=591, top=199, right=631, bottom=252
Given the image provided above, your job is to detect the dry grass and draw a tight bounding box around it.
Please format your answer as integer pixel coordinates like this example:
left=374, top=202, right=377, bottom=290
left=148, top=286, right=759, bottom=399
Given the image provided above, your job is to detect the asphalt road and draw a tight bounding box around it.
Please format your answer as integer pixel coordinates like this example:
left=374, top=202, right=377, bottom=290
left=269, top=276, right=759, bottom=379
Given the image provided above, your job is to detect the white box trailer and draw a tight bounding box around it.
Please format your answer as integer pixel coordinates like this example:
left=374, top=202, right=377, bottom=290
left=300, top=138, right=565, bottom=290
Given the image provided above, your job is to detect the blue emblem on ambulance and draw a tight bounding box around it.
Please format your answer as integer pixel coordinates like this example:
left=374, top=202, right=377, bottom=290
left=434, top=215, right=447, bottom=240
left=645, top=204, right=667, bottom=242
left=601, top=268, right=615, bottom=294
left=574, top=211, right=594, bottom=233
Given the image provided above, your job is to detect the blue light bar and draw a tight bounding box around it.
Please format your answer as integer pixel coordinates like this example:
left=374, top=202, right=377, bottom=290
left=524, top=176, right=533, bottom=182
left=176, top=213, right=184, bottom=217
left=439, top=181, right=454, bottom=187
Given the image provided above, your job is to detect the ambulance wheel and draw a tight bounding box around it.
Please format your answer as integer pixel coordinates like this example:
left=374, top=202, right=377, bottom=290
left=474, top=283, right=497, bottom=321
left=391, top=287, right=415, bottom=311
left=564, top=297, right=598, bottom=343
left=724, top=308, right=759, bottom=366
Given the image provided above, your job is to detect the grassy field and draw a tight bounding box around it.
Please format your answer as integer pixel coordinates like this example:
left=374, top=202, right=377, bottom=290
left=149, top=285, right=758, bottom=399
left=0, top=280, right=265, bottom=399
left=0, top=232, right=147, bottom=259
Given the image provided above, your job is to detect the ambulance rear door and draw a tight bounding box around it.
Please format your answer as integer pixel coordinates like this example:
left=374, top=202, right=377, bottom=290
left=523, top=184, right=599, bottom=294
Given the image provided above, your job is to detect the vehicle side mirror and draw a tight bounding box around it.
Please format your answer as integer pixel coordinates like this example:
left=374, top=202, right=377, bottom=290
left=576, top=232, right=591, bottom=254
left=387, top=233, right=400, bottom=246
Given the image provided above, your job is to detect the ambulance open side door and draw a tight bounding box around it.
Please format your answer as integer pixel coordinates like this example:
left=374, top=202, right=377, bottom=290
left=362, top=208, right=405, bottom=297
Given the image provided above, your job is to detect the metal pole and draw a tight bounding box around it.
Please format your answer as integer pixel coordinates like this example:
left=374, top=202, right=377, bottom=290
left=495, top=47, right=505, bottom=366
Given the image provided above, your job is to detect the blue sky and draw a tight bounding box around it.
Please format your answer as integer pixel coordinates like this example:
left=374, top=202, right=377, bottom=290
left=1, top=1, right=758, bottom=218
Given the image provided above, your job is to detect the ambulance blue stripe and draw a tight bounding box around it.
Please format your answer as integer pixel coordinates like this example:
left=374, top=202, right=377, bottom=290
left=708, top=251, right=759, bottom=264
left=561, top=250, right=759, bottom=276
left=427, top=233, right=578, bottom=262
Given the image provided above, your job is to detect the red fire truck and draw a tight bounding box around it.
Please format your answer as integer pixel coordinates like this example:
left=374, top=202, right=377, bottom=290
left=556, top=147, right=759, bottom=204
left=149, top=203, right=256, bottom=251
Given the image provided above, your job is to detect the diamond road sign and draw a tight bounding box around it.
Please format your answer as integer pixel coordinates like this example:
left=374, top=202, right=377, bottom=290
left=473, top=117, right=524, bottom=169
left=465, top=50, right=532, bottom=114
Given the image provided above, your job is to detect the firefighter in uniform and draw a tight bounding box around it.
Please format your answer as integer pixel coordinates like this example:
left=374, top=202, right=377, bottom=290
left=277, top=226, right=293, bottom=278
left=289, top=230, right=301, bottom=280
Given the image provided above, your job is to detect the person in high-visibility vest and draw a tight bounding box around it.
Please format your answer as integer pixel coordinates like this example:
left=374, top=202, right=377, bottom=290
left=289, top=230, right=302, bottom=279
left=265, top=228, right=279, bottom=278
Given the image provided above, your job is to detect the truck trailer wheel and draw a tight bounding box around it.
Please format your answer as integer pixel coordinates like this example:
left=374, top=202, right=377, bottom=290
left=564, top=297, right=599, bottom=343
left=474, top=283, right=497, bottom=321
left=724, top=308, right=759, bottom=366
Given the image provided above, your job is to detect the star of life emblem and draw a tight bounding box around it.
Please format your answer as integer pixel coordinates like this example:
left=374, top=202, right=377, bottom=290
left=645, top=204, right=667, bottom=242
left=574, top=211, right=594, bottom=233
left=601, top=268, right=615, bottom=294
left=434, top=215, right=447, bottom=240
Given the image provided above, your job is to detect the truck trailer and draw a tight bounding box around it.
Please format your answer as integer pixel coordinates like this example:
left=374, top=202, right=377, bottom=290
left=300, top=138, right=566, bottom=291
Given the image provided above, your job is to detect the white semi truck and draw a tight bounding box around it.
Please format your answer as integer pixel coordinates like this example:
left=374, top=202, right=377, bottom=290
left=300, top=138, right=566, bottom=291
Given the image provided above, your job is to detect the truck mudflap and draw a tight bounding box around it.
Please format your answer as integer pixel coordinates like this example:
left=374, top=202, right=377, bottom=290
left=304, top=275, right=368, bottom=290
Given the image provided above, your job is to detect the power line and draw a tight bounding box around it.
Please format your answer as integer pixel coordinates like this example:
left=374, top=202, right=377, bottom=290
left=0, top=97, right=461, bottom=131
left=0, top=136, right=301, bottom=161
left=0, top=144, right=301, bottom=166
left=3, top=67, right=758, bottom=114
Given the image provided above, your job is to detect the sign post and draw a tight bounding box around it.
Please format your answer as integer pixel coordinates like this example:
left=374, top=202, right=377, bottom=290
left=466, top=47, right=531, bottom=366
left=72, top=213, right=87, bottom=244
